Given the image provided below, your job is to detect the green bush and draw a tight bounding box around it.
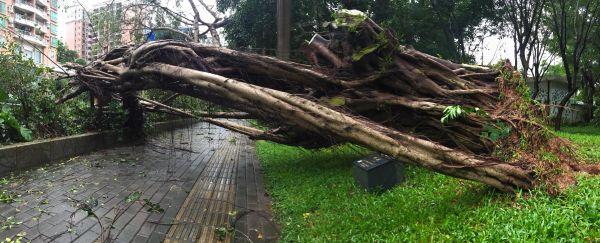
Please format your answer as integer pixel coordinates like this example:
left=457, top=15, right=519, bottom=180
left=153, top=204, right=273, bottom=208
left=0, top=43, right=97, bottom=143
left=0, top=42, right=216, bottom=144
left=0, top=87, right=31, bottom=142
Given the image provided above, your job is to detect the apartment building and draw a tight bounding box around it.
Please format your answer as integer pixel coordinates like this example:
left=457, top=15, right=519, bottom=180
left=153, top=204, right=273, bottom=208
left=64, top=0, right=137, bottom=61
left=0, top=0, right=59, bottom=66
left=63, top=3, right=94, bottom=61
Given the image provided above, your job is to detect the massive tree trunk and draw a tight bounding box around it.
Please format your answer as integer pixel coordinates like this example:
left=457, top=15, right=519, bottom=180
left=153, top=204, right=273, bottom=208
left=59, top=12, right=591, bottom=193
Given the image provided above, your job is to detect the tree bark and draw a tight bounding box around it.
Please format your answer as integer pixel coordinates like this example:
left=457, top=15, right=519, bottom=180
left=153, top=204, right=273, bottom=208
left=60, top=14, right=588, bottom=193
left=583, top=70, right=596, bottom=123
left=187, top=0, right=201, bottom=42
left=554, top=89, right=577, bottom=130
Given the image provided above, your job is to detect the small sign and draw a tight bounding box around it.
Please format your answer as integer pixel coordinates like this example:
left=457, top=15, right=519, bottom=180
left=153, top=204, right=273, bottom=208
left=353, top=153, right=404, bottom=192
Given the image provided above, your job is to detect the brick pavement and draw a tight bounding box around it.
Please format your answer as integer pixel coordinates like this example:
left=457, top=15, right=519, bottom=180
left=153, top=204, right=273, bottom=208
left=0, top=122, right=278, bottom=242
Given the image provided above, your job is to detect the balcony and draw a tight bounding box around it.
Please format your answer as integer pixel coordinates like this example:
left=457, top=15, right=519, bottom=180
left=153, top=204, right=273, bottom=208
left=34, top=26, right=45, bottom=35
left=15, top=0, right=48, bottom=20
left=33, top=7, right=48, bottom=20
left=35, top=5, right=47, bottom=14
left=15, top=29, right=48, bottom=47
left=36, top=0, right=48, bottom=7
left=35, top=21, right=46, bottom=28
left=14, top=0, right=36, bottom=13
left=14, top=14, right=36, bottom=27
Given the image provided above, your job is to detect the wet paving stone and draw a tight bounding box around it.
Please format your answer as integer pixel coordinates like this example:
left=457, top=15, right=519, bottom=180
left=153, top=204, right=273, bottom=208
left=0, top=122, right=278, bottom=243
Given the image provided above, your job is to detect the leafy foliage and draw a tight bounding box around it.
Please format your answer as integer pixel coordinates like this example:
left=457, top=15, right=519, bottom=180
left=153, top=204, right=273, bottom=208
left=0, top=190, right=18, bottom=203
left=0, top=42, right=126, bottom=144
left=56, top=40, right=84, bottom=64
left=218, top=0, right=499, bottom=62
left=142, top=89, right=210, bottom=123
left=0, top=41, right=211, bottom=144
left=0, top=94, right=32, bottom=142
left=440, top=105, right=486, bottom=124
left=481, top=121, right=512, bottom=142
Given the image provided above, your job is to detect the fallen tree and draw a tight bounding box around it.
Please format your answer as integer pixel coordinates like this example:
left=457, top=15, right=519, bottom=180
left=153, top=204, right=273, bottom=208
left=58, top=11, right=596, bottom=193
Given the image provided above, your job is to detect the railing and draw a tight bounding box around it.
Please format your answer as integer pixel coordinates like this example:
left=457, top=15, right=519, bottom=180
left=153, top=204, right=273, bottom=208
left=14, top=0, right=37, bottom=15
left=33, top=7, right=48, bottom=19
left=15, top=0, right=48, bottom=20
left=15, top=28, right=48, bottom=46
left=16, top=29, right=31, bottom=36
left=15, top=14, right=33, bottom=22
left=14, top=14, right=36, bottom=27
left=16, top=0, right=34, bottom=7
left=36, top=0, right=48, bottom=7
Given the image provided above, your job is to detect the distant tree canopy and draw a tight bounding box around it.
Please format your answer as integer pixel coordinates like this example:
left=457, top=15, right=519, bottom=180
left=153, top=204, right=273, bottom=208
left=217, top=0, right=499, bottom=63
left=56, top=41, right=78, bottom=64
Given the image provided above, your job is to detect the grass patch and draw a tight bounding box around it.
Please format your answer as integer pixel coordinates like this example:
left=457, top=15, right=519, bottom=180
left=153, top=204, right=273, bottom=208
left=557, top=125, right=600, bottom=162
left=256, top=127, right=600, bottom=242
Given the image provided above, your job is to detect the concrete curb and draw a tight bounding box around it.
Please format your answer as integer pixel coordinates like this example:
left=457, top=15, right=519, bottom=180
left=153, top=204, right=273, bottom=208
left=0, top=119, right=196, bottom=177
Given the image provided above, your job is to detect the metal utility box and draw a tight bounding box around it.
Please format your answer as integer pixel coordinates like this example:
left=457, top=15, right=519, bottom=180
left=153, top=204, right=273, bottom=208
left=353, top=153, right=404, bottom=192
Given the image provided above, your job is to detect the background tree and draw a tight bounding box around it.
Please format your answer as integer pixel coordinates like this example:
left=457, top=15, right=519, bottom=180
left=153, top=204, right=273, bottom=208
left=498, top=0, right=546, bottom=98
left=56, top=40, right=85, bottom=64
left=428, top=0, right=498, bottom=63
left=529, top=24, right=554, bottom=103
left=547, top=0, right=600, bottom=130
left=217, top=0, right=339, bottom=57
left=87, top=0, right=228, bottom=56
left=218, top=0, right=499, bottom=62
left=57, top=41, right=77, bottom=63
left=89, top=1, right=125, bottom=55
left=581, top=33, right=600, bottom=122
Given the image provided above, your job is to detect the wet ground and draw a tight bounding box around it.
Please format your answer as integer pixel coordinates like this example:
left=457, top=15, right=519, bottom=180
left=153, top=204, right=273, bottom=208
left=0, top=122, right=278, bottom=242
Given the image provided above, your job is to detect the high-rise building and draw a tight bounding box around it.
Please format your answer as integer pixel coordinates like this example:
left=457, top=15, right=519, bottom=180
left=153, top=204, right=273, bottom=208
left=63, top=3, right=94, bottom=61
left=63, top=0, right=136, bottom=61
left=0, top=0, right=59, bottom=66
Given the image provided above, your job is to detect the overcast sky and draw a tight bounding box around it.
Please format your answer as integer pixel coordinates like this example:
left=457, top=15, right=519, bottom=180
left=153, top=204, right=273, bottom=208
left=57, top=0, right=517, bottom=66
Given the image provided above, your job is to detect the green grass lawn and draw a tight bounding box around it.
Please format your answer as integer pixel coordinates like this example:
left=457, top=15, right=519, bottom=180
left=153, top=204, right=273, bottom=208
left=256, top=126, right=600, bottom=242
left=557, top=126, right=600, bottom=162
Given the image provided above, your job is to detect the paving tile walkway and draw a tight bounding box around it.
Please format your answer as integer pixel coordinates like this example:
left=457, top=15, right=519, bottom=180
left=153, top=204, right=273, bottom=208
left=0, top=122, right=278, bottom=242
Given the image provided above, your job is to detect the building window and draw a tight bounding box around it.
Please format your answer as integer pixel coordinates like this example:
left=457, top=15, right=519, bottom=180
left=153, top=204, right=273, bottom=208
left=50, top=24, right=57, bottom=35
left=50, top=0, right=58, bottom=8
left=51, top=37, right=58, bottom=47
left=49, top=49, right=55, bottom=60
left=23, top=49, right=33, bottom=59
left=0, top=17, right=5, bottom=28
left=33, top=49, right=42, bottom=64
left=50, top=11, right=58, bottom=21
left=0, top=2, right=6, bottom=14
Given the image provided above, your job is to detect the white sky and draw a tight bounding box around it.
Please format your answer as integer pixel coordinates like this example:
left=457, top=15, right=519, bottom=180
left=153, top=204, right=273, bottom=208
left=57, top=0, right=518, bottom=66
left=477, top=34, right=516, bottom=66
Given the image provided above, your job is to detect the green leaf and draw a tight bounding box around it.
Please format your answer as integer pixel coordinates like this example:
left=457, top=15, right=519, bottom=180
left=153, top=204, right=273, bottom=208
left=125, top=191, right=141, bottom=203
left=19, top=127, right=32, bottom=141
left=352, top=43, right=381, bottom=61
left=328, top=96, right=346, bottom=107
